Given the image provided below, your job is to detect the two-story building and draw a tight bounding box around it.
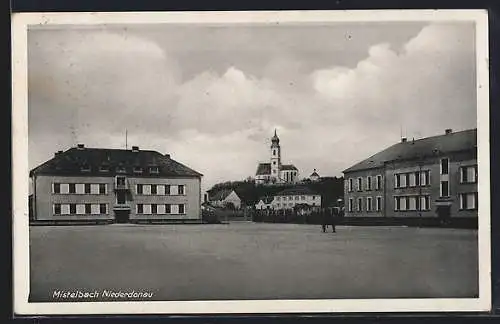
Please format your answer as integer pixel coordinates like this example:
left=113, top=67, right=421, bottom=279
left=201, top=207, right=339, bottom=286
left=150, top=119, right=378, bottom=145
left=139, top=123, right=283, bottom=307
left=342, top=128, right=477, bottom=223
left=254, top=186, right=321, bottom=211
left=29, top=144, right=203, bottom=224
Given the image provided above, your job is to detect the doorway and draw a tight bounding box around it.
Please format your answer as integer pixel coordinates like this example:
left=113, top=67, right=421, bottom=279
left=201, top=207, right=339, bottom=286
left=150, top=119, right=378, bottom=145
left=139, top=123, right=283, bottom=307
left=115, top=210, right=130, bottom=223
left=436, top=205, right=451, bottom=225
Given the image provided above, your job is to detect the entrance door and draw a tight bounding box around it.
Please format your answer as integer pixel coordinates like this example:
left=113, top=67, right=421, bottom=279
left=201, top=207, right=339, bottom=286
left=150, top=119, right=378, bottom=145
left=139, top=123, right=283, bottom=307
left=115, top=210, right=130, bottom=223
left=436, top=205, right=451, bottom=225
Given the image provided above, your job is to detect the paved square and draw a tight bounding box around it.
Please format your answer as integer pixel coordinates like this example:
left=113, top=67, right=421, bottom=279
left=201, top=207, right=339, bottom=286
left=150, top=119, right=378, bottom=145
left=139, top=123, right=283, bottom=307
left=29, top=223, right=478, bottom=301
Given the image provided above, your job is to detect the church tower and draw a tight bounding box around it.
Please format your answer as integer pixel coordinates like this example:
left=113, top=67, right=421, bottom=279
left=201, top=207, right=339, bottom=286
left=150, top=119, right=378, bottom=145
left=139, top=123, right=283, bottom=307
left=270, top=129, right=281, bottom=182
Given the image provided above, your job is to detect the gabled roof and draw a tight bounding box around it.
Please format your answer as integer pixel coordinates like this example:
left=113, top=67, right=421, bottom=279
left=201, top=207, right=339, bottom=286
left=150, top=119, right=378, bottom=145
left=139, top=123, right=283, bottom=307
left=280, top=164, right=298, bottom=171
left=343, top=128, right=477, bottom=173
left=310, top=170, right=320, bottom=177
left=256, top=163, right=271, bottom=175
left=210, top=189, right=238, bottom=201
left=30, top=146, right=203, bottom=178
left=275, top=186, right=319, bottom=196
left=257, top=196, right=274, bottom=204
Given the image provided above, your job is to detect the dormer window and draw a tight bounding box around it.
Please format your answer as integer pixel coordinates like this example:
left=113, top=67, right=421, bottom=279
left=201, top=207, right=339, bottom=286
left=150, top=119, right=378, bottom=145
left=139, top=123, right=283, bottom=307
left=116, top=166, right=126, bottom=173
left=149, top=166, right=159, bottom=174
left=133, top=166, right=143, bottom=173
left=99, top=165, right=110, bottom=172
left=81, top=164, right=91, bottom=172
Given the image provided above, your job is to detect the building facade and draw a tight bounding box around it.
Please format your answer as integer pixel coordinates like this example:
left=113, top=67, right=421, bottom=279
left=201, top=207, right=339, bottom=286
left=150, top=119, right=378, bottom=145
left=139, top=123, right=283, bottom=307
left=208, top=189, right=242, bottom=209
left=342, top=129, right=478, bottom=221
left=255, top=130, right=299, bottom=184
left=30, top=144, right=203, bottom=224
left=254, top=187, right=321, bottom=211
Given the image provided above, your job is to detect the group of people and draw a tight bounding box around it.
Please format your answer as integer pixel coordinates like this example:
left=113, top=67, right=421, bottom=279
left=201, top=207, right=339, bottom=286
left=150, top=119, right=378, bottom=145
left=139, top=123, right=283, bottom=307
left=321, top=212, right=337, bottom=233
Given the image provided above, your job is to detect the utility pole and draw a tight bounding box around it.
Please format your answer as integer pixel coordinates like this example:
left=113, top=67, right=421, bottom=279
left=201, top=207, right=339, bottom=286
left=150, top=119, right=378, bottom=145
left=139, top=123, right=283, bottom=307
left=125, top=129, right=128, bottom=150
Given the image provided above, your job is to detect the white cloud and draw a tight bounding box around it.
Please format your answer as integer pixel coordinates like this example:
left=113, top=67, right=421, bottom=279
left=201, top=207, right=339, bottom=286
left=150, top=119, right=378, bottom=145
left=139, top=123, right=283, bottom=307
left=28, top=23, right=476, bottom=192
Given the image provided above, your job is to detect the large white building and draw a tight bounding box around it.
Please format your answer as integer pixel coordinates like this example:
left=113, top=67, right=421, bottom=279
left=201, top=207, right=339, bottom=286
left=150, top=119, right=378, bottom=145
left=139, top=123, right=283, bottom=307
left=255, top=130, right=299, bottom=185
left=29, top=144, right=203, bottom=224
left=255, top=187, right=321, bottom=211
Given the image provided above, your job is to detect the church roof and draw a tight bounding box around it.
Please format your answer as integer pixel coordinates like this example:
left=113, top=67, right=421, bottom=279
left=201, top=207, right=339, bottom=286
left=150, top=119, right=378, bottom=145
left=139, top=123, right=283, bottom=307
left=271, top=129, right=280, bottom=144
left=280, top=164, right=298, bottom=171
left=256, top=163, right=271, bottom=175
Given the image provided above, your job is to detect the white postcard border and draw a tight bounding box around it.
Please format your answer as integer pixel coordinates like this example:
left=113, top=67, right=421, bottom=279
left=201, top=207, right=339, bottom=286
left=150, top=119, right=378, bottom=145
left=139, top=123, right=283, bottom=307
left=12, top=9, right=491, bottom=315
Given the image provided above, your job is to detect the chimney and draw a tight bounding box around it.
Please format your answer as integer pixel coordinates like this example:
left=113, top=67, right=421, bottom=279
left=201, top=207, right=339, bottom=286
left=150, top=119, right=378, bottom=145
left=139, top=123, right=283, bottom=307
left=165, top=153, right=171, bottom=159
left=131, top=146, right=139, bottom=152
left=445, top=129, right=453, bottom=135
left=401, top=137, right=407, bottom=143
left=54, top=150, right=63, bottom=156
left=77, top=144, right=85, bottom=150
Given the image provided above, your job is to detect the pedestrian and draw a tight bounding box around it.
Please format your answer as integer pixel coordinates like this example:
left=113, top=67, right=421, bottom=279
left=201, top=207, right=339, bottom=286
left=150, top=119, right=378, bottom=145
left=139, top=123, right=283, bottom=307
left=321, top=210, right=328, bottom=233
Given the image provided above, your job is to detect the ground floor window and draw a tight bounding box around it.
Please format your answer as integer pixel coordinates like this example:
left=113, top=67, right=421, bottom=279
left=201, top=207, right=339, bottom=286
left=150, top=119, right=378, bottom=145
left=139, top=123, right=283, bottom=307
left=394, top=195, right=430, bottom=211
left=136, top=203, right=185, bottom=214
left=53, top=203, right=108, bottom=215
left=376, top=197, right=382, bottom=211
left=348, top=198, right=353, bottom=212
left=459, top=192, right=477, bottom=210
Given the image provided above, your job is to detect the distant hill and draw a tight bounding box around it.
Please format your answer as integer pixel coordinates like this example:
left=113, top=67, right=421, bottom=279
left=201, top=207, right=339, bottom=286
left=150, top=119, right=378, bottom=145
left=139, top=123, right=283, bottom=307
left=207, top=177, right=344, bottom=208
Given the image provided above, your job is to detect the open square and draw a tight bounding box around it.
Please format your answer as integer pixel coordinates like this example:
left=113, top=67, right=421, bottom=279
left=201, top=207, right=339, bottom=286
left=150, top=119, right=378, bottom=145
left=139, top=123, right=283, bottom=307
left=29, top=223, right=478, bottom=302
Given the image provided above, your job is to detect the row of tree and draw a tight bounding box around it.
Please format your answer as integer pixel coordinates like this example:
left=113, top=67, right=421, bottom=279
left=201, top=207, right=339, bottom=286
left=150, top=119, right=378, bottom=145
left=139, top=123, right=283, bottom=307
left=207, top=176, right=345, bottom=209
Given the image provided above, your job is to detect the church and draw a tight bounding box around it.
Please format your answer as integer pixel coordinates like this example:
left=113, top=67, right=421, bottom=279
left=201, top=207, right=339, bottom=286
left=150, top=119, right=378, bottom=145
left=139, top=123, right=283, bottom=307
left=255, top=130, right=299, bottom=185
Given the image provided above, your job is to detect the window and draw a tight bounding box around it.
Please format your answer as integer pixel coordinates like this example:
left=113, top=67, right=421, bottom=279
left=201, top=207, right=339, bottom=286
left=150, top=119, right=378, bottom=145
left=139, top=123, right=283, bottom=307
left=61, top=204, right=70, bottom=215
left=366, top=177, right=372, bottom=190
left=440, top=180, right=449, bottom=197
left=81, top=164, right=91, bottom=172
left=460, top=193, right=477, bottom=210
left=99, top=184, right=106, bottom=194
left=178, top=204, right=185, bottom=214
left=312, top=196, right=316, bottom=200
left=461, top=165, right=477, bottom=183
left=366, top=197, right=372, bottom=211
left=100, top=165, right=110, bottom=172
left=273, top=150, right=276, bottom=156
left=151, top=184, right=157, bottom=195
left=348, top=178, right=353, bottom=192
left=420, top=196, right=430, bottom=210
left=54, top=203, right=61, bottom=215
left=400, top=174, right=407, bottom=188
left=376, top=175, right=382, bottom=190
left=70, top=204, right=76, bottom=214
left=53, top=183, right=61, bottom=194
left=376, top=197, right=382, bottom=211
left=409, top=173, right=416, bottom=187
left=90, top=184, right=99, bottom=194
left=409, top=196, right=417, bottom=211
left=348, top=198, right=353, bottom=212
left=295, top=196, right=299, bottom=200
left=69, top=183, right=76, bottom=194
left=85, top=204, right=91, bottom=214
left=394, top=197, right=400, bottom=211
left=357, top=178, right=363, bottom=191
left=151, top=204, right=157, bottom=214
left=149, top=166, right=159, bottom=174
left=136, top=184, right=143, bottom=194
left=273, top=161, right=276, bottom=165
left=441, top=158, right=449, bottom=175
left=273, top=170, right=276, bottom=174
left=143, top=185, right=151, bottom=195
left=76, top=184, right=85, bottom=194
left=395, top=174, right=400, bottom=188
left=137, top=204, right=143, bottom=214
left=60, top=183, right=69, bottom=194
left=178, top=185, right=185, bottom=195
left=420, top=171, right=430, bottom=186
left=165, top=204, right=171, bottom=214
left=165, top=185, right=171, bottom=195
left=357, top=197, right=362, bottom=211
left=116, top=166, right=126, bottom=173
left=133, top=166, right=143, bottom=173
left=301, top=196, right=305, bottom=200
left=100, top=204, right=107, bottom=214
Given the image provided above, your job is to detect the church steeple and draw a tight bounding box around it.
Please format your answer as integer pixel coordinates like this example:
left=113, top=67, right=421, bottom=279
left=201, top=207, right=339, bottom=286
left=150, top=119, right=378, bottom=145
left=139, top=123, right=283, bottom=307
left=271, top=129, right=280, bottom=146
left=270, top=129, right=281, bottom=181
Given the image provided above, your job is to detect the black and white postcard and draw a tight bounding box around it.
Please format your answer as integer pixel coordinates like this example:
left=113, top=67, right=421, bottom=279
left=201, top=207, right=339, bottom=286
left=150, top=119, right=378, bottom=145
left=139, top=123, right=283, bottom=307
left=11, top=10, right=491, bottom=315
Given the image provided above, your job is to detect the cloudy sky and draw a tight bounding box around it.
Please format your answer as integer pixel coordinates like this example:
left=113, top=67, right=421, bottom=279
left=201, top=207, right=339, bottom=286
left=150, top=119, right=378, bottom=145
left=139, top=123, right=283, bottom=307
left=28, top=21, right=477, bottom=192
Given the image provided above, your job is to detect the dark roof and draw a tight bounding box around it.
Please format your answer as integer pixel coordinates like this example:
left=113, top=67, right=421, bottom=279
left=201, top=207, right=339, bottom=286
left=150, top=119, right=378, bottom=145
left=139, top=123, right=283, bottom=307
left=30, top=146, right=203, bottom=178
left=257, top=196, right=274, bottom=204
left=210, top=189, right=238, bottom=201
left=256, top=163, right=271, bottom=175
left=281, top=164, right=298, bottom=171
left=343, top=129, right=477, bottom=173
left=310, top=170, right=320, bottom=177
left=275, top=186, right=319, bottom=196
